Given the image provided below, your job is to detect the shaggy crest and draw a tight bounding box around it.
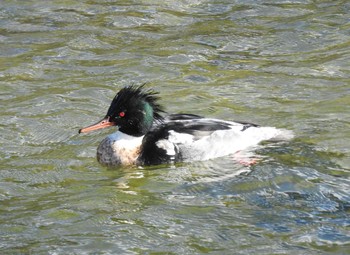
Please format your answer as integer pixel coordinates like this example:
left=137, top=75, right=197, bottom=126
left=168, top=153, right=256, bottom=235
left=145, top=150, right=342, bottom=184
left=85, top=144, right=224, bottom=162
left=106, top=84, right=165, bottom=122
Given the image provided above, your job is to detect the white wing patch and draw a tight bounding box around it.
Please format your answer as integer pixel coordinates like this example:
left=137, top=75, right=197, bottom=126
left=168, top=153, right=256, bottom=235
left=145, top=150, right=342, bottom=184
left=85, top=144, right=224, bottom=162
left=155, top=130, right=194, bottom=157
left=168, top=130, right=194, bottom=144
left=156, top=139, right=176, bottom=156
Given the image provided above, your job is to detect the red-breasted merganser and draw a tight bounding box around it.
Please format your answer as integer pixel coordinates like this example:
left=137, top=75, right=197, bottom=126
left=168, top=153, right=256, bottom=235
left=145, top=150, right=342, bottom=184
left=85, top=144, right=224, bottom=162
left=79, top=85, right=293, bottom=166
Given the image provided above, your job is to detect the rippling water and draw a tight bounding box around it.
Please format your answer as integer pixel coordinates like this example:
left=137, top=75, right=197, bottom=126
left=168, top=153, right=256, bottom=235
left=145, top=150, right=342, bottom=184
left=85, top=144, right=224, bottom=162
left=1, top=0, right=349, bottom=254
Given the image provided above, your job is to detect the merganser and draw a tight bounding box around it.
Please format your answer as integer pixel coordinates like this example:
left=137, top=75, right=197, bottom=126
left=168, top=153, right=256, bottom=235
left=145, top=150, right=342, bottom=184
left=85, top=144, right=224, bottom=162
left=79, top=85, right=293, bottom=166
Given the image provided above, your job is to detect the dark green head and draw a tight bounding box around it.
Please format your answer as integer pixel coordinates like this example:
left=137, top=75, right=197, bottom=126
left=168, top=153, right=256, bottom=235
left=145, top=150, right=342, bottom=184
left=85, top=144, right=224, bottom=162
left=79, top=85, right=165, bottom=136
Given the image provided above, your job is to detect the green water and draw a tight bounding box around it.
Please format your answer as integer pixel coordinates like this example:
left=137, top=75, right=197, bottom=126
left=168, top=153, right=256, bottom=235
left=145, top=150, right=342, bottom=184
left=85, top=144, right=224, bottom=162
left=1, top=0, right=349, bottom=254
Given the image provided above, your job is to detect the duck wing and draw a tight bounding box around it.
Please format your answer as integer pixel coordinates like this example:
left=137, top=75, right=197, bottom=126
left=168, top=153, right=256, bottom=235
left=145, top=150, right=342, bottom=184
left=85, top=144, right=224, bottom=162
left=138, top=115, right=258, bottom=165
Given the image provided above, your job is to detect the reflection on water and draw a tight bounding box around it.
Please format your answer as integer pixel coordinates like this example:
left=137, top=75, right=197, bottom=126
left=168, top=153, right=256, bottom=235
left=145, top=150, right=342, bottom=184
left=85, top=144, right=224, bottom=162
left=1, top=0, right=349, bottom=254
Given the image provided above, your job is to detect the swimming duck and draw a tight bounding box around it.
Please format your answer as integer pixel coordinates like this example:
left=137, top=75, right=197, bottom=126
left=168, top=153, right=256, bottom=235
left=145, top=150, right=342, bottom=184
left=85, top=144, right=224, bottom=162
left=79, top=85, right=293, bottom=166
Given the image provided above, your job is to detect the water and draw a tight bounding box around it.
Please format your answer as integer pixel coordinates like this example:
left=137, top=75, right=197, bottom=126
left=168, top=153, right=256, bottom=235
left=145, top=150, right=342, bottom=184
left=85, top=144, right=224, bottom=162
left=1, top=0, right=349, bottom=254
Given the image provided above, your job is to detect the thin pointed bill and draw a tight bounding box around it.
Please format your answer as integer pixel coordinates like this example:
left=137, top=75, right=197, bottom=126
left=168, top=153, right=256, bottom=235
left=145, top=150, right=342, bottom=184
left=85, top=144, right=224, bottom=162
left=79, top=117, right=116, bottom=134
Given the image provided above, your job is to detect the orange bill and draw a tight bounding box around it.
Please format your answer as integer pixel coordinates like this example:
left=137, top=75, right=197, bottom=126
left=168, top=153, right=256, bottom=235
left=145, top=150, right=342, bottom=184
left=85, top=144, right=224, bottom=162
left=79, top=117, right=115, bottom=134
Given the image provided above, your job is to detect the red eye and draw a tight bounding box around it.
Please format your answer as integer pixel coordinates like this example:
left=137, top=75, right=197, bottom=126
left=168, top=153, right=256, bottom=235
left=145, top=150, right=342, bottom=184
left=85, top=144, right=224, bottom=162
left=119, top=112, right=125, bottom=117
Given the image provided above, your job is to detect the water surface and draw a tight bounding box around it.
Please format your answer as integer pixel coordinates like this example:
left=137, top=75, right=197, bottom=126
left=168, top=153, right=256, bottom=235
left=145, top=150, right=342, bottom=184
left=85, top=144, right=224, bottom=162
left=1, top=0, right=349, bottom=254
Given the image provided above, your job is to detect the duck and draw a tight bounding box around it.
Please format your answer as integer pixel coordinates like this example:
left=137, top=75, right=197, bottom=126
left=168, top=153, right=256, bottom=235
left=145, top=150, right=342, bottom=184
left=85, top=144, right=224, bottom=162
left=79, top=85, right=293, bottom=167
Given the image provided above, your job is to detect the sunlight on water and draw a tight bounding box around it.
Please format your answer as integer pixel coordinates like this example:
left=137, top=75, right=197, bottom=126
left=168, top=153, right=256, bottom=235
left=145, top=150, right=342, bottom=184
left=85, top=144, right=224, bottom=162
left=1, top=0, right=349, bottom=254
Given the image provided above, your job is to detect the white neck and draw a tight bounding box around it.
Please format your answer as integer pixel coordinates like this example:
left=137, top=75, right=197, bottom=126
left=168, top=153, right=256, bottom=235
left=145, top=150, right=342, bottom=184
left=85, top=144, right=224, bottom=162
left=108, top=131, right=144, bottom=148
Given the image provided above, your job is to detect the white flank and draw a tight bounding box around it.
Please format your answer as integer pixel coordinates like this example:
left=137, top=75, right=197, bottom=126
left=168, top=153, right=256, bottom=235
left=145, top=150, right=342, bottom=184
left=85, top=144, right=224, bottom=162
left=167, top=120, right=293, bottom=162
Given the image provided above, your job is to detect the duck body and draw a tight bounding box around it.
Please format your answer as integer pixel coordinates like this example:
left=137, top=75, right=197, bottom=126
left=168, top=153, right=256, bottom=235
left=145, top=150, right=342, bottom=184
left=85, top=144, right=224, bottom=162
left=95, top=114, right=291, bottom=167
left=79, top=85, right=293, bottom=167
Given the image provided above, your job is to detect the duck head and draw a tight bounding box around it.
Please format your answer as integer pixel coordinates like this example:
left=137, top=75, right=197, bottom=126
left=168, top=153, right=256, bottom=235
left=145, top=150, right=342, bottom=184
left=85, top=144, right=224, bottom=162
left=79, top=85, right=165, bottom=137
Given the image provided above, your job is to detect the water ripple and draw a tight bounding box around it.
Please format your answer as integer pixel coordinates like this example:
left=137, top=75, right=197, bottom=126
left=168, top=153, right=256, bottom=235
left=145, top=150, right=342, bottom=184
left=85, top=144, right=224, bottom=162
left=1, top=0, right=349, bottom=254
